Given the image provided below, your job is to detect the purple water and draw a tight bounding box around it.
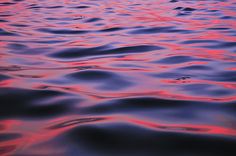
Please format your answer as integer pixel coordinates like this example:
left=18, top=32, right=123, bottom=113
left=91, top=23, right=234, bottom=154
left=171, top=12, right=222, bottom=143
left=0, top=0, right=236, bottom=155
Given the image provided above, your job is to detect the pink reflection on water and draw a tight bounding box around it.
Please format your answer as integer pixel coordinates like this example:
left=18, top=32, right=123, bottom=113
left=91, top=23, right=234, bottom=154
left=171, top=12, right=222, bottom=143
left=0, top=0, right=236, bottom=155
left=2, top=115, right=235, bottom=155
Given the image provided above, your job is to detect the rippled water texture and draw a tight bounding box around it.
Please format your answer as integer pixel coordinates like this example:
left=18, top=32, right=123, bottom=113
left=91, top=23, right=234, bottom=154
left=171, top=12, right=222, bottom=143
left=1, top=0, right=236, bottom=155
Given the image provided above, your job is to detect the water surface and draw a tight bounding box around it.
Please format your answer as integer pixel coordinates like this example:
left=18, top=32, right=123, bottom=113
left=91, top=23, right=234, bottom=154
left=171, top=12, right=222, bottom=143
left=0, top=0, right=236, bottom=155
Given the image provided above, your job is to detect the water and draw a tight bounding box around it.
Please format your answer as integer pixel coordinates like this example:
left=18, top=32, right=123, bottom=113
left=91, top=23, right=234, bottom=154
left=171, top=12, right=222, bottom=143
left=0, top=0, right=236, bottom=155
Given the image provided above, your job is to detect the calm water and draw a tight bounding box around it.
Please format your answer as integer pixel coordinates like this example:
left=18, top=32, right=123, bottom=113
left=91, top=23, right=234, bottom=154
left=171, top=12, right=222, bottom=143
left=0, top=0, right=236, bottom=155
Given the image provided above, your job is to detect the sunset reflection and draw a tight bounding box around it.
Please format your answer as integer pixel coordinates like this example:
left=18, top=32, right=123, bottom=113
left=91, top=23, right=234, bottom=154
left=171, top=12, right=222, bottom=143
left=0, top=0, right=236, bottom=155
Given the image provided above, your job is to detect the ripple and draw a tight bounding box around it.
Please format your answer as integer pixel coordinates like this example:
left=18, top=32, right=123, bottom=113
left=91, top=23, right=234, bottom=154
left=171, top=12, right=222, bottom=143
left=51, top=45, right=163, bottom=59
left=0, top=88, right=78, bottom=119
left=154, top=56, right=209, bottom=64
left=70, top=6, right=90, bottom=9
left=202, top=42, right=236, bottom=49
left=179, top=65, right=212, bottom=71
left=129, top=26, right=194, bottom=34
left=84, top=18, right=102, bottom=23
left=99, top=27, right=124, bottom=32
left=0, top=28, right=17, bottom=36
left=48, top=117, right=107, bottom=129
left=37, top=28, right=90, bottom=35
left=68, top=70, right=115, bottom=80
left=0, top=133, right=22, bottom=142
left=82, top=97, right=190, bottom=114
left=63, top=123, right=236, bottom=156
left=0, top=74, right=10, bottom=81
left=67, top=70, right=133, bottom=90
left=202, top=71, right=236, bottom=82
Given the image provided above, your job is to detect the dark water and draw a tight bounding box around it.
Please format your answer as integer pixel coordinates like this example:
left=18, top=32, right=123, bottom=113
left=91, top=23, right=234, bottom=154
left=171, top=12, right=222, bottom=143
left=1, top=0, right=236, bottom=155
